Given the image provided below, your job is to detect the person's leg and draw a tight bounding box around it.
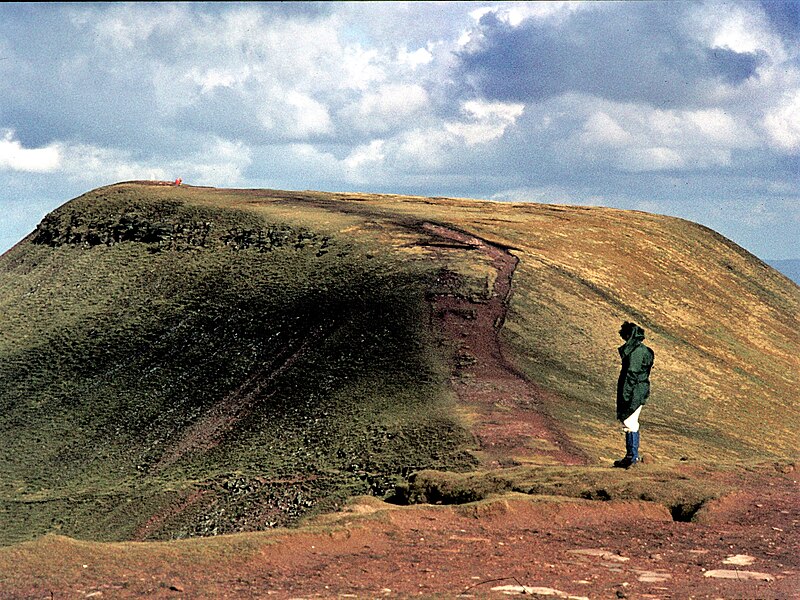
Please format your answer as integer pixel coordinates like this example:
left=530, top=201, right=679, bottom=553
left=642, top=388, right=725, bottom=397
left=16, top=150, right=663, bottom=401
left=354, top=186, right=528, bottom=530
left=614, top=407, right=642, bottom=467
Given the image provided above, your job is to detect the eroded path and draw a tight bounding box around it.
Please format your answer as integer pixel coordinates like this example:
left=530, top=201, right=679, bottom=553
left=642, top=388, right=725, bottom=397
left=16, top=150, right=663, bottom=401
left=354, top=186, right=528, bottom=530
left=422, top=223, right=587, bottom=467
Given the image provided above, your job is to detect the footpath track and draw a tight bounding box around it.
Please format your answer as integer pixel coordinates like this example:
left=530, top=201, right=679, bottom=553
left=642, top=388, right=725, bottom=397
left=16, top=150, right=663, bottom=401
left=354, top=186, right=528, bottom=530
left=423, top=222, right=587, bottom=467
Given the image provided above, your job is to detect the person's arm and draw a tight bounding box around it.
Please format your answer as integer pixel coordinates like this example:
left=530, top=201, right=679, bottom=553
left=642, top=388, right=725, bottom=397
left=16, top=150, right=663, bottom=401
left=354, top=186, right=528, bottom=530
left=623, top=347, right=645, bottom=401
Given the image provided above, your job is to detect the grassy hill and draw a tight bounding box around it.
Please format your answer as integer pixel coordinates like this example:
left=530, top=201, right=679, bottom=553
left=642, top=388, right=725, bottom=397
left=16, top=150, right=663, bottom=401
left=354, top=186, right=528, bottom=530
left=0, top=182, right=797, bottom=545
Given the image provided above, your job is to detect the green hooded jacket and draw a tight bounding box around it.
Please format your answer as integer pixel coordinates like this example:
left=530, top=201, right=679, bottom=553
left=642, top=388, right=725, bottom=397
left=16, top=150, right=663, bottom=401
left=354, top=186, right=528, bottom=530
left=616, top=325, right=655, bottom=421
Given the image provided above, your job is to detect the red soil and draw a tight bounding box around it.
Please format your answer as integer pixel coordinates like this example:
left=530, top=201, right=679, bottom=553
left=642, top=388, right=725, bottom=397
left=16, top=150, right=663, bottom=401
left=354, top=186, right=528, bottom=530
left=2, top=472, right=797, bottom=599
left=423, top=223, right=587, bottom=467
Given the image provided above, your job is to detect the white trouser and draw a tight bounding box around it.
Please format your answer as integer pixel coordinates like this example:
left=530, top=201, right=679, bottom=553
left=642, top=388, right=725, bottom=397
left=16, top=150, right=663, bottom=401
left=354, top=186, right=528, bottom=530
left=622, top=406, right=642, bottom=433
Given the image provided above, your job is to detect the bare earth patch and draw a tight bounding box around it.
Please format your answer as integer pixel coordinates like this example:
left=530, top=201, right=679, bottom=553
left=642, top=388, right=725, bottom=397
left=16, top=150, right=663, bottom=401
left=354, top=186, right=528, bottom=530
left=1, top=473, right=797, bottom=598
left=423, top=223, right=588, bottom=467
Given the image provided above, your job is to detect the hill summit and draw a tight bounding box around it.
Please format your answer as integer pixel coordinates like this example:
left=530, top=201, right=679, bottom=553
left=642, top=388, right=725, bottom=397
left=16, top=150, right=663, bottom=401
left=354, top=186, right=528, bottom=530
left=1, top=182, right=797, bottom=544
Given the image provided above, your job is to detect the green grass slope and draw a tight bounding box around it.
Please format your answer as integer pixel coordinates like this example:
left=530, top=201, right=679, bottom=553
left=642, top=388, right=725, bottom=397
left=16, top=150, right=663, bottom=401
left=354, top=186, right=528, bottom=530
left=1, top=182, right=797, bottom=545
left=0, top=183, right=477, bottom=545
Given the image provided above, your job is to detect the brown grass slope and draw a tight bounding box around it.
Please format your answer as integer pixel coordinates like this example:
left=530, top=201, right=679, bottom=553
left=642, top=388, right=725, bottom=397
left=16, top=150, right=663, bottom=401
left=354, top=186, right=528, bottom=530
left=226, top=184, right=800, bottom=464
left=1, top=183, right=799, bottom=597
left=441, top=201, right=800, bottom=463
left=158, top=184, right=793, bottom=462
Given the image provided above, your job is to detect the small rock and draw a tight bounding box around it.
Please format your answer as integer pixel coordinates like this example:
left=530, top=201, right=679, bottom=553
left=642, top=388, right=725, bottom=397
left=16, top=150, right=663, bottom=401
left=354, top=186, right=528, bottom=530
left=635, top=570, right=672, bottom=583
left=723, top=554, right=755, bottom=566
left=568, top=549, right=629, bottom=562
left=703, top=569, right=775, bottom=581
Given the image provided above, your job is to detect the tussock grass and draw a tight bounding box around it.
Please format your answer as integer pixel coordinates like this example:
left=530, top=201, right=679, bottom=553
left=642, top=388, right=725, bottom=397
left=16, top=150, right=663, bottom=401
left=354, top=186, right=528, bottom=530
left=394, top=465, right=730, bottom=523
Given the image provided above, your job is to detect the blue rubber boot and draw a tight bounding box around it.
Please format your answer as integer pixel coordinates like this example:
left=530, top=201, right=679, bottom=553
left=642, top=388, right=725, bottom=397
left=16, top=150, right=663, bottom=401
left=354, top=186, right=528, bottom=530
left=613, top=432, right=641, bottom=468
left=613, top=432, right=634, bottom=468
left=629, top=431, right=640, bottom=466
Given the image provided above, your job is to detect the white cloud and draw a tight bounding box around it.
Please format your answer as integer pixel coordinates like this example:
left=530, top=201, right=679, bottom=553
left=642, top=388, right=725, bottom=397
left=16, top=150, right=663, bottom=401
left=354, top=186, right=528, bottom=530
left=189, top=66, right=251, bottom=94
left=445, top=100, right=525, bottom=146
left=0, top=131, right=61, bottom=173
left=344, top=83, right=429, bottom=134
left=580, top=112, right=633, bottom=147
left=619, top=147, right=686, bottom=172
left=694, top=2, right=786, bottom=60
left=397, top=46, right=434, bottom=69
left=344, top=140, right=386, bottom=182
left=285, top=91, right=333, bottom=138
left=685, top=109, right=742, bottom=144
left=392, top=128, right=452, bottom=170
left=763, top=90, right=800, bottom=152
left=459, top=1, right=599, bottom=50
left=34, top=136, right=252, bottom=187
left=73, top=3, right=182, bottom=51
left=340, top=45, right=386, bottom=91
left=483, top=1, right=595, bottom=27
left=178, top=138, right=252, bottom=186
left=565, top=97, right=758, bottom=172
left=80, top=4, right=389, bottom=123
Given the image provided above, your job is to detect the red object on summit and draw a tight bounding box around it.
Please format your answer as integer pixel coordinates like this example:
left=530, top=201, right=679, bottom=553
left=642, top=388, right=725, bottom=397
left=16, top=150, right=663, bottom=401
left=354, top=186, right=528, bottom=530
left=174, top=178, right=182, bottom=186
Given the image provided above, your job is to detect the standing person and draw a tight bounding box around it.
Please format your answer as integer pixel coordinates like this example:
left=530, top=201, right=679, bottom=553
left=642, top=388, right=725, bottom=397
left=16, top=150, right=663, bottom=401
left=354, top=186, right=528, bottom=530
left=614, top=321, right=654, bottom=468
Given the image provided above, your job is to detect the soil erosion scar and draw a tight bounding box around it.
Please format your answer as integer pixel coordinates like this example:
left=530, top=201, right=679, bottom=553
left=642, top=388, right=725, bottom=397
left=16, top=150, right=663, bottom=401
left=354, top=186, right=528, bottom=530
left=422, top=223, right=587, bottom=467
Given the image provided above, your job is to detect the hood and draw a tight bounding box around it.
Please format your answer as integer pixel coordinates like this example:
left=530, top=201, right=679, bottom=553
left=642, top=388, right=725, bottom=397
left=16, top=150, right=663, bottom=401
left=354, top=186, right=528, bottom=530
left=619, top=324, right=645, bottom=358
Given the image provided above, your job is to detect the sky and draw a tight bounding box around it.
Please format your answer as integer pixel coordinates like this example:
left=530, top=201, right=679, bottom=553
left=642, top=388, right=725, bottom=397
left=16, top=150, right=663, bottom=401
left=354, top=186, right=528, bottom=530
left=0, top=1, right=798, bottom=260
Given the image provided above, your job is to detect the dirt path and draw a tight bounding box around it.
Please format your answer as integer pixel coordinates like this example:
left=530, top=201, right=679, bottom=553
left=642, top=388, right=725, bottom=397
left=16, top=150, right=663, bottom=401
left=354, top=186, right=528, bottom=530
left=423, top=223, right=587, bottom=467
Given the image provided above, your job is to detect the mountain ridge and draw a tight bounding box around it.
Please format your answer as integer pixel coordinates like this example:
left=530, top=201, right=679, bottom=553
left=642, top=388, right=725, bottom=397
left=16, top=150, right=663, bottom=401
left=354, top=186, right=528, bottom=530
left=0, top=182, right=797, bottom=546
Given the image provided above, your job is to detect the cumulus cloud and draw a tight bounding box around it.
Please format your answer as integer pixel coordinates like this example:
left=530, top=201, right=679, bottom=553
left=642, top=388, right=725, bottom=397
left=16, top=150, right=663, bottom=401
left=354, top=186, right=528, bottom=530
left=536, top=95, right=759, bottom=173
left=456, top=1, right=771, bottom=108
left=397, top=46, right=434, bottom=70
left=579, top=112, right=633, bottom=148
left=0, top=131, right=61, bottom=172
left=692, top=1, right=787, bottom=59
left=444, top=100, right=525, bottom=145
left=342, top=83, right=430, bottom=135
left=763, top=90, right=800, bottom=151
left=343, top=140, right=387, bottom=183
left=0, top=128, right=251, bottom=188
